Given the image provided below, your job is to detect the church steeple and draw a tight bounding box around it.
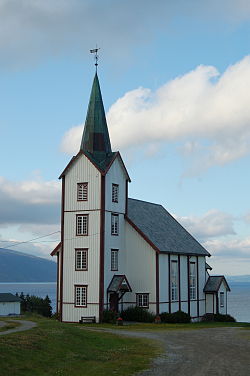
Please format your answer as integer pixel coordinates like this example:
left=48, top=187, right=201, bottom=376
left=80, top=73, right=112, bottom=163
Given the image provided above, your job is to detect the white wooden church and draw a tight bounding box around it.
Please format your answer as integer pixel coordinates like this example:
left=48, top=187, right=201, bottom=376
left=51, top=72, right=230, bottom=323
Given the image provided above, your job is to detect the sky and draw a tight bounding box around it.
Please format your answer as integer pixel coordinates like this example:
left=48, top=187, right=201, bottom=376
left=0, top=0, right=250, bottom=276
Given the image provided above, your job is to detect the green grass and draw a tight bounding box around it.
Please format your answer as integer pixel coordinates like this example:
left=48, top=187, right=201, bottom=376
left=85, top=321, right=250, bottom=331
left=0, top=314, right=159, bottom=376
left=0, top=320, right=20, bottom=332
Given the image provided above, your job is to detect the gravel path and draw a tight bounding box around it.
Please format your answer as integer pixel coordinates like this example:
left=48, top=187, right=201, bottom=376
left=0, top=320, right=37, bottom=336
left=96, top=327, right=250, bottom=376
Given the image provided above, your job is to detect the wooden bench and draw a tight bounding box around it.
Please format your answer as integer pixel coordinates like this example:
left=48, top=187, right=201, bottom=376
left=79, top=316, right=96, bottom=324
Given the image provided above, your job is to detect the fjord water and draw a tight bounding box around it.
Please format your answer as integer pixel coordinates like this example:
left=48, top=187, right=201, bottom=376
left=0, top=281, right=249, bottom=322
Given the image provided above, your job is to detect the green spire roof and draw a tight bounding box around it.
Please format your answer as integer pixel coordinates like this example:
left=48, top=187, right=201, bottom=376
left=80, top=73, right=112, bottom=164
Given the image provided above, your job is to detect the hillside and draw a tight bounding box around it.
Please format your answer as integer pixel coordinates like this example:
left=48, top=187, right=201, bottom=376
left=0, top=248, right=56, bottom=282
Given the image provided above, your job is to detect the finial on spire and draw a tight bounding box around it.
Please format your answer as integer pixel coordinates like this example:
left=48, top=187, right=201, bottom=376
left=90, top=46, right=100, bottom=72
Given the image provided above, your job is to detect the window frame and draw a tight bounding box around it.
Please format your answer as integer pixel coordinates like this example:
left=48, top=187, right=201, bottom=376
left=171, top=260, right=178, bottom=301
left=111, top=249, right=119, bottom=271
left=189, top=262, right=196, bottom=300
left=111, top=213, right=119, bottom=236
left=77, top=182, right=88, bottom=201
left=136, top=293, right=149, bottom=308
left=76, top=214, right=89, bottom=236
left=112, top=184, right=119, bottom=203
left=75, top=248, right=88, bottom=271
left=220, top=292, right=225, bottom=307
left=74, top=285, right=88, bottom=308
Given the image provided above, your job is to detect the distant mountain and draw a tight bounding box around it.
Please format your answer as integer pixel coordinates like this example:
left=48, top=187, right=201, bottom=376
left=226, top=275, right=250, bottom=283
left=0, top=248, right=56, bottom=282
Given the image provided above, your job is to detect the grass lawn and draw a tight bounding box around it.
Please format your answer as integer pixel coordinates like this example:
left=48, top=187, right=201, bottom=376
left=85, top=320, right=250, bottom=332
left=0, top=320, right=20, bottom=332
left=0, top=314, right=159, bottom=376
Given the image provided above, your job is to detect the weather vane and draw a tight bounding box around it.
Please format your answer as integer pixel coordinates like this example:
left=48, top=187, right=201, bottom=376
left=90, top=46, right=100, bottom=71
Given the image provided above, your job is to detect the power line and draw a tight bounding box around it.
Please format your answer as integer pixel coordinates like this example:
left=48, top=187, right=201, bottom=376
left=0, top=231, right=61, bottom=250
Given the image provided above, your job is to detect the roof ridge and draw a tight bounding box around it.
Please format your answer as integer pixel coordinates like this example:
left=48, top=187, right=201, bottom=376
left=128, top=197, right=162, bottom=206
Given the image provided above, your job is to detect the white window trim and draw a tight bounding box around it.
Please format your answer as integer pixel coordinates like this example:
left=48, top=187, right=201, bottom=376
left=136, top=293, right=149, bottom=308
left=111, top=213, right=119, bottom=235
left=77, top=182, right=88, bottom=201
left=75, top=249, right=88, bottom=271
left=75, top=285, right=87, bottom=307
left=111, top=249, right=119, bottom=271
left=76, top=214, right=88, bottom=236
left=171, top=260, right=178, bottom=301
left=220, top=292, right=225, bottom=307
left=112, top=184, right=119, bottom=203
left=189, top=262, right=196, bottom=300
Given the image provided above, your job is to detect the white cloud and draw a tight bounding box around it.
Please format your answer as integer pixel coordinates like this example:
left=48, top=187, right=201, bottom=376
left=243, top=212, right=250, bottom=224
left=0, top=176, right=60, bottom=225
left=0, top=176, right=60, bottom=204
left=175, top=209, right=236, bottom=240
left=62, top=57, right=250, bottom=170
left=60, top=124, right=83, bottom=155
left=0, top=0, right=174, bottom=69
left=204, top=237, right=250, bottom=259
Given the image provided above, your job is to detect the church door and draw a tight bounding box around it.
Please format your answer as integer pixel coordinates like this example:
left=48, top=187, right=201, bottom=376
left=109, top=293, right=119, bottom=312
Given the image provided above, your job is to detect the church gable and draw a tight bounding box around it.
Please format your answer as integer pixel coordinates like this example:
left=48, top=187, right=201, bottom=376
left=64, top=152, right=102, bottom=212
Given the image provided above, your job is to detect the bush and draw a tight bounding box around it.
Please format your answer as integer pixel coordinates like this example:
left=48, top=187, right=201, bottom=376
left=202, top=313, right=236, bottom=322
left=102, top=310, right=117, bottom=324
left=120, top=306, right=155, bottom=322
left=160, top=310, right=191, bottom=323
left=214, top=314, right=236, bottom=322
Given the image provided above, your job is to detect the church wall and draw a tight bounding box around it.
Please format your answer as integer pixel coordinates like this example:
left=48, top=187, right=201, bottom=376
left=105, top=157, right=126, bottom=214
left=123, top=221, right=156, bottom=313
left=64, top=154, right=101, bottom=211
left=159, top=254, right=169, bottom=313
left=103, top=157, right=127, bottom=308
left=62, top=210, right=101, bottom=322
left=62, top=154, right=102, bottom=322
left=159, top=254, right=207, bottom=318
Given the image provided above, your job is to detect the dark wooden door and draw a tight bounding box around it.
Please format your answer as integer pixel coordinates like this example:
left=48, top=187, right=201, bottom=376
left=109, top=293, right=119, bottom=312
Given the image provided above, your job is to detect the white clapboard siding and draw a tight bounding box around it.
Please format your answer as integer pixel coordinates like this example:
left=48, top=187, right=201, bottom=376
left=0, top=302, right=20, bottom=316
left=64, top=154, right=101, bottom=212
left=124, top=220, right=156, bottom=313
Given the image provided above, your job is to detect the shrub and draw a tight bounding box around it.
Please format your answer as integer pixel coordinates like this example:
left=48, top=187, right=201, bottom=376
left=214, top=313, right=236, bottom=322
left=120, top=306, right=155, bottom=322
left=102, top=310, right=117, bottom=324
left=160, top=310, right=191, bottom=323
left=202, top=313, right=236, bottom=322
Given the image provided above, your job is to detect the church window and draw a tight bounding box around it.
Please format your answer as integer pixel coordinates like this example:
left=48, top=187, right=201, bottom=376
left=220, top=292, right=225, bottom=307
left=76, top=214, right=88, bottom=236
left=77, top=183, right=88, bottom=201
left=75, top=249, right=88, bottom=270
left=189, top=262, right=196, bottom=300
left=75, top=285, right=87, bottom=307
left=112, top=184, right=119, bottom=203
left=111, top=249, right=119, bottom=271
left=136, top=293, right=149, bottom=308
left=171, top=260, right=178, bottom=301
left=111, top=213, right=119, bottom=235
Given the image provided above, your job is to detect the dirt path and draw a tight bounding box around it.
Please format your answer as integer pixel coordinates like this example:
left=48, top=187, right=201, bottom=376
left=0, top=320, right=37, bottom=336
left=98, top=327, right=250, bottom=376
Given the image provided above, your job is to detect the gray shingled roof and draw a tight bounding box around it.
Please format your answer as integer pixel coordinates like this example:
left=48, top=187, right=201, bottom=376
left=0, top=293, right=21, bottom=303
left=204, top=276, right=230, bottom=292
left=206, top=262, right=212, bottom=270
left=127, top=198, right=210, bottom=256
left=107, top=275, right=132, bottom=292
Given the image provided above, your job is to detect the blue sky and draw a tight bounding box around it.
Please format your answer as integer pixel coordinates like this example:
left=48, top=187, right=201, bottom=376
left=0, top=0, right=250, bottom=275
